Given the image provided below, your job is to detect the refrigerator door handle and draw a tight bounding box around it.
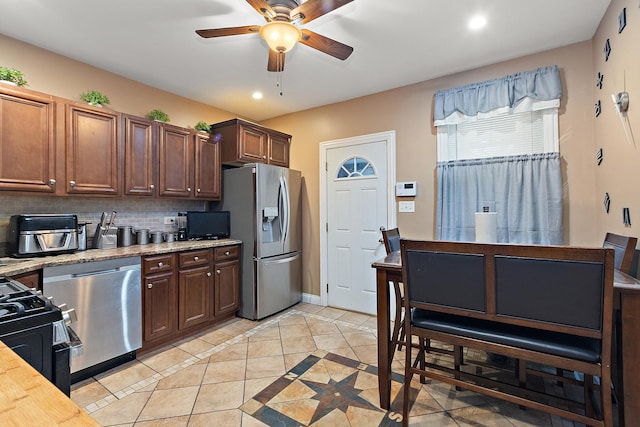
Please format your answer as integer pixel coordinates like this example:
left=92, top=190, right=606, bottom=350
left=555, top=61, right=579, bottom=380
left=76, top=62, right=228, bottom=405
left=279, top=175, right=290, bottom=245
left=258, top=252, right=301, bottom=265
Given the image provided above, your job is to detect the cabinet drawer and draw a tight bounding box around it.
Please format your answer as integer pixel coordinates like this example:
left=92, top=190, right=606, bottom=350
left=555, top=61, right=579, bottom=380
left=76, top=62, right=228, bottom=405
left=143, top=254, right=174, bottom=275
left=214, top=245, right=239, bottom=261
left=178, top=249, right=211, bottom=269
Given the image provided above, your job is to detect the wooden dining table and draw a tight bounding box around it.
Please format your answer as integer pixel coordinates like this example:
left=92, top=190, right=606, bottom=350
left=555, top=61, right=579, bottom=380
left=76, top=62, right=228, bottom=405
left=373, top=250, right=640, bottom=426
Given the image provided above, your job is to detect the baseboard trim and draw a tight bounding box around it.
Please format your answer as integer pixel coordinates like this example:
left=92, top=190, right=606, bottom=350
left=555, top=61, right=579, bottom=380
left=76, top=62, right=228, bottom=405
left=302, top=293, right=322, bottom=306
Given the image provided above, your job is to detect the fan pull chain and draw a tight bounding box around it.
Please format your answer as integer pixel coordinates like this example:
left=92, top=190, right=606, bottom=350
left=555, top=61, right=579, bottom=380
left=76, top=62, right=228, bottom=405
left=276, top=52, right=284, bottom=96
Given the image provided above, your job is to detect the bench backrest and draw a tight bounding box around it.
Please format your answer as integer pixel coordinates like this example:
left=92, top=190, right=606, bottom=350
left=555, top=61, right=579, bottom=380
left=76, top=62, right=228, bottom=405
left=401, top=240, right=614, bottom=339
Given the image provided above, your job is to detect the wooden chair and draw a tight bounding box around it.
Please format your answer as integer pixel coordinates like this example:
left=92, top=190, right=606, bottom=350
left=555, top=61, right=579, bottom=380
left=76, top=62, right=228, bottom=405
left=381, top=228, right=405, bottom=352
left=603, top=232, right=637, bottom=274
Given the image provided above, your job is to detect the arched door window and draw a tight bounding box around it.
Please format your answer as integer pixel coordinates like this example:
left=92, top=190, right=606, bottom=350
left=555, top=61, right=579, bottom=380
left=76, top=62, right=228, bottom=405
left=336, top=157, right=376, bottom=179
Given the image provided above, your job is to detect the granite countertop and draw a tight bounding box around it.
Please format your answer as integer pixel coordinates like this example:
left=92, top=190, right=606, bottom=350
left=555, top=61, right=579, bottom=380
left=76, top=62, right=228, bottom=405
left=0, top=239, right=242, bottom=277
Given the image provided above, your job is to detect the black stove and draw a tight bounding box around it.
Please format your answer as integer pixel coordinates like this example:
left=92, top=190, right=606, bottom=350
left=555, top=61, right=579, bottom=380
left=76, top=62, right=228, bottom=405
left=0, top=277, right=55, bottom=321
left=0, top=276, right=71, bottom=395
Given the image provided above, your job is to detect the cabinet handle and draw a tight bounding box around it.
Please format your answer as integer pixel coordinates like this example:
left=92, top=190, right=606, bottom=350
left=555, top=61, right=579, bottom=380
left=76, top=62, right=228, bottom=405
left=69, top=180, right=76, bottom=187
left=150, top=184, right=155, bottom=189
left=262, top=155, right=267, bottom=159
left=158, top=262, right=164, bottom=267
left=187, top=187, right=192, bottom=192
left=197, top=188, right=201, bottom=193
left=49, top=178, right=56, bottom=186
left=207, top=272, right=212, bottom=277
left=225, top=251, right=230, bottom=256
left=216, top=269, right=221, bottom=274
left=194, top=256, right=199, bottom=261
left=147, top=283, right=153, bottom=289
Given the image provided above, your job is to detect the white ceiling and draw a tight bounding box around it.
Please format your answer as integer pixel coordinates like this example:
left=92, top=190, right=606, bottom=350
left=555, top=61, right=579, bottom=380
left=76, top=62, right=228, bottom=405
left=0, top=0, right=610, bottom=121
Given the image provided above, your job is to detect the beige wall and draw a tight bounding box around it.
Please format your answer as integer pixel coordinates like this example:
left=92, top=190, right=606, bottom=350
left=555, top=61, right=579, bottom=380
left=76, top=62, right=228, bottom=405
left=0, top=35, right=239, bottom=127
left=5, top=1, right=634, bottom=298
left=265, top=41, right=599, bottom=296
left=592, top=0, right=640, bottom=240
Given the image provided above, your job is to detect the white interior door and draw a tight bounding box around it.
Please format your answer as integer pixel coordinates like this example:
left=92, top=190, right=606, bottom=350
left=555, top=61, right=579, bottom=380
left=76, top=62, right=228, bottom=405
left=323, top=133, right=395, bottom=314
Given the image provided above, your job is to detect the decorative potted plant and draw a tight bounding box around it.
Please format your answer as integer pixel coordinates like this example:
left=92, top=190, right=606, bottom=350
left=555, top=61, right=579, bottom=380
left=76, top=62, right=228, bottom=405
left=80, top=90, right=110, bottom=107
left=146, top=109, right=170, bottom=123
left=0, top=66, right=28, bottom=86
left=194, top=121, right=211, bottom=133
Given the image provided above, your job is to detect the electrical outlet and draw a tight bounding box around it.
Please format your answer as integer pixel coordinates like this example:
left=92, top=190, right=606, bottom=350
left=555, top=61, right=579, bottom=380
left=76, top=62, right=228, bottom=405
left=398, top=201, right=415, bottom=213
left=163, top=216, right=176, bottom=225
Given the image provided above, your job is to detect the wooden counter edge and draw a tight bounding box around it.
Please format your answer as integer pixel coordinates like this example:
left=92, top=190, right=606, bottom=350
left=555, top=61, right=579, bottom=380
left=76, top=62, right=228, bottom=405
left=0, top=341, right=99, bottom=426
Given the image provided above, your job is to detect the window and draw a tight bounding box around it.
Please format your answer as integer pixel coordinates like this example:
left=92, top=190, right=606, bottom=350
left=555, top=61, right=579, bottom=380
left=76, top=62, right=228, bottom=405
left=336, top=157, right=375, bottom=179
left=437, top=109, right=558, bottom=162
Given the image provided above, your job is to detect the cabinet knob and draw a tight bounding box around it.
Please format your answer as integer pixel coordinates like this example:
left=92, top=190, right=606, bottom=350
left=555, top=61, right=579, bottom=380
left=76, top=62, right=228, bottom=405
left=207, top=272, right=212, bottom=277
left=262, top=155, right=267, bottom=159
left=197, top=188, right=201, bottom=193
left=216, top=269, right=221, bottom=274
left=194, top=256, right=199, bottom=261
left=147, top=283, right=153, bottom=289
left=187, top=187, right=192, bottom=192
left=150, top=184, right=155, bottom=189
left=158, top=262, right=164, bottom=267
left=49, top=178, right=56, bottom=186
left=225, top=251, right=230, bottom=256
left=69, top=180, right=76, bottom=187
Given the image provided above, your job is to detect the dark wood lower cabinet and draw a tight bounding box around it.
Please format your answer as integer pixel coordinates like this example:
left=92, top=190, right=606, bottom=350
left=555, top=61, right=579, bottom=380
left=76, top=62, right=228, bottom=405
left=141, top=245, right=240, bottom=353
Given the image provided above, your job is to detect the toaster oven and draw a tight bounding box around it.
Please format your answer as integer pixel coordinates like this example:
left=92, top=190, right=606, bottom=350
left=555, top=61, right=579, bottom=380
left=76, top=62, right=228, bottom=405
left=6, top=214, right=78, bottom=257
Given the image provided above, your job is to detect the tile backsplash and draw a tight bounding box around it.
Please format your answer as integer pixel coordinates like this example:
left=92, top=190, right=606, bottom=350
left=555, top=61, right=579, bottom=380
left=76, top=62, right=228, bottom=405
left=0, top=195, right=207, bottom=255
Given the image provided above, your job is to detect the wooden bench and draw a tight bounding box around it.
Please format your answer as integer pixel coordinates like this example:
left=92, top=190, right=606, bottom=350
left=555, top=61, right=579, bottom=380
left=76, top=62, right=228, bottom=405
left=400, top=240, right=615, bottom=427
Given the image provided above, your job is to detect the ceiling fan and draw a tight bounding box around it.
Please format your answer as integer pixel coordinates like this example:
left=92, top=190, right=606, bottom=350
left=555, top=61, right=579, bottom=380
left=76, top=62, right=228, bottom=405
left=196, top=0, right=354, bottom=72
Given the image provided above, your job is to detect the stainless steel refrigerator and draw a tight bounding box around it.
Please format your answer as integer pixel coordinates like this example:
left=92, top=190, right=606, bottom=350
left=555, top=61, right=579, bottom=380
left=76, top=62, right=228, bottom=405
left=221, top=163, right=302, bottom=320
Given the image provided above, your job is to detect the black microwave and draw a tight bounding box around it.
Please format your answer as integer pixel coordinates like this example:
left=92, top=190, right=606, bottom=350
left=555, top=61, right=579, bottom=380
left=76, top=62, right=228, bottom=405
left=186, top=211, right=230, bottom=240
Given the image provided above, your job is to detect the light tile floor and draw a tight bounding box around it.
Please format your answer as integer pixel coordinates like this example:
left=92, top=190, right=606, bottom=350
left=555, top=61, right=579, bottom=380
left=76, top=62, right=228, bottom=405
left=71, top=303, right=576, bottom=426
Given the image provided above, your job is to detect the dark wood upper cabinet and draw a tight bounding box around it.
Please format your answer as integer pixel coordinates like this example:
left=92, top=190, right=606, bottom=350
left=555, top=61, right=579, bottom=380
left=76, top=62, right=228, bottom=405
left=0, top=86, right=57, bottom=193
left=194, top=132, right=221, bottom=200
left=158, top=123, right=192, bottom=198
left=211, top=118, right=291, bottom=167
left=65, top=103, right=119, bottom=195
left=123, top=114, right=156, bottom=196
left=268, top=132, right=290, bottom=167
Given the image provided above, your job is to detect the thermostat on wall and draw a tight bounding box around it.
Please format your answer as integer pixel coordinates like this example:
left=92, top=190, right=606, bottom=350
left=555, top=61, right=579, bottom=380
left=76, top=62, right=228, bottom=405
left=396, top=181, right=417, bottom=197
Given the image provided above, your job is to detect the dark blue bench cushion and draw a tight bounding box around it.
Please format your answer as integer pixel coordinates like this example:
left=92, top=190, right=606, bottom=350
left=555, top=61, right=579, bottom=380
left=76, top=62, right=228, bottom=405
left=412, top=309, right=602, bottom=363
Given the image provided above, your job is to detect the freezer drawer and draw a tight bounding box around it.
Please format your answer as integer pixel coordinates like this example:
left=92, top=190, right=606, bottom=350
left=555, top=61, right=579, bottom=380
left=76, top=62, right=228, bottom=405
left=255, top=252, right=302, bottom=320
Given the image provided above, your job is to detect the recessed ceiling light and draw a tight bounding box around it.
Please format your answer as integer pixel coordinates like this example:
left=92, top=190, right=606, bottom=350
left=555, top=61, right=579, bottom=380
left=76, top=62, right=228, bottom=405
left=252, top=91, right=263, bottom=100
left=468, top=15, right=487, bottom=30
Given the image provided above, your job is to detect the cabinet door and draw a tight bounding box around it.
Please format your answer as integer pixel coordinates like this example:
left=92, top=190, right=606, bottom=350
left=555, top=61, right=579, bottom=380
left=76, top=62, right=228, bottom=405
left=178, top=265, right=212, bottom=329
left=144, top=271, right=176, bottom=342
left=158, top=124, right=193, bottom=197
left=0, top=88, right=56, bottom=193
left=194, top=133, right=221, bottom=200
left=124, top=115, right=156, bottom=196
left=238, top=124, right=267, bottom=163
left=268, top=133, right=290, bottom=167
left=214, top=259, right=239, bottom=317
left=65, top=104, right=119, bottom=195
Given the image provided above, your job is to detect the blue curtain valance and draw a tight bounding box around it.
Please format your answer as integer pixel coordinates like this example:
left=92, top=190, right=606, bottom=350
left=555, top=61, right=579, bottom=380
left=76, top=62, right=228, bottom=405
left=433, top=65, right=562, bottom=125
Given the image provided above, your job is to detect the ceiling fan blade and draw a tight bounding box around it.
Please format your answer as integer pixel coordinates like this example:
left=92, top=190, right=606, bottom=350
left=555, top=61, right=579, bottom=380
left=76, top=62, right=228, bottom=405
left=245, top=0, right=276, bottom=20
left=291, top=0, right=353, bottom=24
left=267, top=49, right=285, bottom=72
left=196, top=25, right=261, bottom=38
left=299, top=29, right=353, bottom=60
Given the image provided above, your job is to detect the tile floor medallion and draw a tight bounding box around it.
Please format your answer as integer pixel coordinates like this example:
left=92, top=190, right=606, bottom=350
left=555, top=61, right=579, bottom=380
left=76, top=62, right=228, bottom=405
left=241, top=351, right=407, bottom=426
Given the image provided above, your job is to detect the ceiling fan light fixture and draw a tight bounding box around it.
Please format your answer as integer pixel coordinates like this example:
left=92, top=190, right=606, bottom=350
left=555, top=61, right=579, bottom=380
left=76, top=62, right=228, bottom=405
left=259, top=21, right=301, bottom=53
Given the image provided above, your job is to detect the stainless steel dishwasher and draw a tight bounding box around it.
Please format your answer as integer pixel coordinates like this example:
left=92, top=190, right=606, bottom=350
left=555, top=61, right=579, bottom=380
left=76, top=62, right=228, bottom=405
left=43, top=256, right=142, bottom=377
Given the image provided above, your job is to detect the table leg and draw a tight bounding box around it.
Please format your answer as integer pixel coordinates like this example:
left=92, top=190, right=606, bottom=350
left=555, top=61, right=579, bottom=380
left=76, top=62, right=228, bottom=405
left=377, top=268, right=391, bottom=410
